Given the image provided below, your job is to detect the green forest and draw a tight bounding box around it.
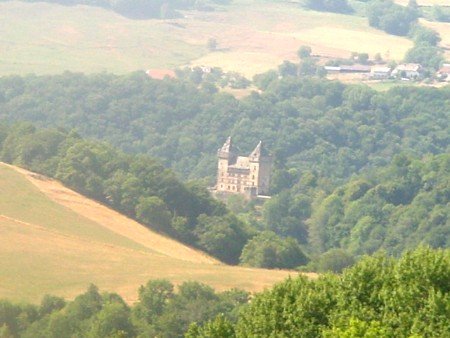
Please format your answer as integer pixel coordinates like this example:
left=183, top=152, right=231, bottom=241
left=0, top=71, right=449, bottom=269
left=1, top=247, right=449, bottom=337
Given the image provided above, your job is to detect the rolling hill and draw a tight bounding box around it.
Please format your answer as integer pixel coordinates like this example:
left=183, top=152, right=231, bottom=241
left=0, top=0, right=413, bottom=77
left=0, top=162, right=298, bottom=303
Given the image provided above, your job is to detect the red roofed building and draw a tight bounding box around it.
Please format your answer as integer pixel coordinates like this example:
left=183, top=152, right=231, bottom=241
left=145, top=69, right=176, bottom=80
left=437, top=64, right=450, bottom=81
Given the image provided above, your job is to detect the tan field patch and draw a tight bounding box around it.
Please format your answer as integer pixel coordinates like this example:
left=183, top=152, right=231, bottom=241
left=0, top=214, right=297, bottom=303
left=12, top=165, right=218, bottom=265
left=0, top=163, right=310, bottom=303
left=0, top=1, right=414, bottom=77
left=288, top=27, right=412, bottom=60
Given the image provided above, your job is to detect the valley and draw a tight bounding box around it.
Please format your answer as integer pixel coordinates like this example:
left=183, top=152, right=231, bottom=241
left=0, top=163, right=296, bottom=303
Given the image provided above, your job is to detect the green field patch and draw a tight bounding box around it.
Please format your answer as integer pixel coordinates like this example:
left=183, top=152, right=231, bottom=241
left=0, top=164, right=150, bottom=251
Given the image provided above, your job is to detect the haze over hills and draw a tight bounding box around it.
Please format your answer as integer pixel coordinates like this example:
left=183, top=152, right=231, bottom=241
left=0, top=162, right=295, bottom=303
left=0, top=0, right=449, bottom=335
left=0, top=0, right=415, bottom=77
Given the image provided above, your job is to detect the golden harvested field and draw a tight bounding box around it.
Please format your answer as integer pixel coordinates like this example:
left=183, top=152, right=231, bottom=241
left=0, top=163, right=302, bottom=304
left=0, top=0, right=413, bottom=77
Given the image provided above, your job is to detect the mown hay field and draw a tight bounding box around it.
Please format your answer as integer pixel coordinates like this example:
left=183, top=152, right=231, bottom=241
left=0, top=163, right=301, bottom=304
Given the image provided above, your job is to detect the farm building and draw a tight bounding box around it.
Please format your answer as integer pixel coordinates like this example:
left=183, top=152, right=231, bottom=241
left=370, top=66, right=392, bottom=79
left=437, top=64, right=450, bottom=81
left=324, top=65, right=370, bottom=74
left=392, top=63, right=422, bottom=79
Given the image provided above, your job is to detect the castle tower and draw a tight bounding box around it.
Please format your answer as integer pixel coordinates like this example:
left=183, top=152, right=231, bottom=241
left=248, top=141, right=272, bottom=196
left=217, top=137, right=235, bottom=192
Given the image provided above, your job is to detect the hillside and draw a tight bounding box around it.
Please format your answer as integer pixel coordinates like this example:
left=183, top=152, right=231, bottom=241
left=0, top=0, right=413, bottom=77
left=0, top=162, right=295, bottom=303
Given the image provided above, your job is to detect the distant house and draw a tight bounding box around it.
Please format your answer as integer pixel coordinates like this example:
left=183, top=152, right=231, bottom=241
left=370, top=66, right=391, bottom=79
left=437, top=64, right=450, bottom=81
left=145, top=69, right=176, bottom=80
left=391, top=63, right=422, bottom=79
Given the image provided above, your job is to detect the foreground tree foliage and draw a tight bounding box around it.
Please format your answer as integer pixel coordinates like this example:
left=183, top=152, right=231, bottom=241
left=3, top=248, right=447, bottom=337
left=234, top=247, right=450, bottom=337
left=0, top=280, right=248, bottom=338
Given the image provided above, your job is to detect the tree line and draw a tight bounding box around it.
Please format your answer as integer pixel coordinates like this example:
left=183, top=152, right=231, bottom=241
left=0, top=280, right=248, bottom=338
left=1, top=247, right=449, bottom=337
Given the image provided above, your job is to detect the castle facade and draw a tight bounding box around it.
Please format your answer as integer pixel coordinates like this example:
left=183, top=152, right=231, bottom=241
left=216, top=137, right=272, bottom=198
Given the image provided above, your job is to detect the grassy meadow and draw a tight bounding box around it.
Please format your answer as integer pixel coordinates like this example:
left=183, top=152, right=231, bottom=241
left=0, top=0, right=413, bottom=77
left=0, top=163, right=297, bottom=304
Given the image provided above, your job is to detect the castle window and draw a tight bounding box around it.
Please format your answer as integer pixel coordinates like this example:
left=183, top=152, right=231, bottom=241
left=221, top=185, right=223, bottom=188
left=228, top=186, right=230, bottom=190
left=252, top=175, right=255, bottom=179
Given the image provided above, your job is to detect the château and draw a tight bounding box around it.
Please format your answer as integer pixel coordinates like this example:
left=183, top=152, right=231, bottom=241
left=215, top=137, right=272, bottom=198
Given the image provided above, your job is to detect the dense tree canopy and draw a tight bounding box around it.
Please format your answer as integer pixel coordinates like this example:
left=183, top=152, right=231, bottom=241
left=0, top=72, right=448, bottom=185
left=0, top=123, right=251, bottom=264
left=0, top=72, right=449, bottom=267
left=367, top=0, right=418, bottom=36
left=307, top=154, right=450, bottom=256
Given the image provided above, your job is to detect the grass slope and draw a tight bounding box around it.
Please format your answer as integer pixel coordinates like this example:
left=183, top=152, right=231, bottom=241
left=0, top=0, right=412, bottom=77
left=0, top=163, right=296, bottom=303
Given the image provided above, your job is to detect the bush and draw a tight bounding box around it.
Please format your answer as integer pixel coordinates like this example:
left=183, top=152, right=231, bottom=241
left=239, top=231, right=308, bottom=269
left=304, top=0, right=352, bottom=13
left=367, top=0, right=418, bottom=36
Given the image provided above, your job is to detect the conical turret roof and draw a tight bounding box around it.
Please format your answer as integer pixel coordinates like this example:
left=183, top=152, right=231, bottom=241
left=249, top=141, right=270, bottom=161
left=218, top=136, right=234, bottom=158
